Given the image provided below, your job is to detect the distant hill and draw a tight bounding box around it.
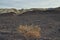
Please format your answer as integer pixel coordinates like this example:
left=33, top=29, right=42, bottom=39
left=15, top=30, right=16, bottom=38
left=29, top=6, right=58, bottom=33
left=0, top=7, right=60, bottom=14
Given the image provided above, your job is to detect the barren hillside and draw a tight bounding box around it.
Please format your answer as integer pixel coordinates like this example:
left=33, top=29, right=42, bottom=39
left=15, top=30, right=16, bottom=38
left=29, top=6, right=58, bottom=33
left=0, top=7, right=60, bottom=40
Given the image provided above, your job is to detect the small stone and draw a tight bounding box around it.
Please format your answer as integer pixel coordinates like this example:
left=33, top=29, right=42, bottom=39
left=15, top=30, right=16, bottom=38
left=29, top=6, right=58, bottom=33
left=58, top=29, right=60, bottom=32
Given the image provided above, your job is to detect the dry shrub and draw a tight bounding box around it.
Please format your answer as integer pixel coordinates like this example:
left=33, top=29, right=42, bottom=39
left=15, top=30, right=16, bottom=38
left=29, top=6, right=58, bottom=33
left=17, top=25, right=41, bottom=40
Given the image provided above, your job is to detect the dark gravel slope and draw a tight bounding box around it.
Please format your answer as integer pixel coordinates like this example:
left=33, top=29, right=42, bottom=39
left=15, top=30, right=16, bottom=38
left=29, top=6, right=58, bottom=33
left=0, top=11, right=60, bottom=40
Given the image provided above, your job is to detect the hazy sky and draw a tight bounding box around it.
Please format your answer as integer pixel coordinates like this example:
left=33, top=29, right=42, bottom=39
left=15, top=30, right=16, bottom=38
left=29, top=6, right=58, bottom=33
left=0, top=0, right=60, bottom=8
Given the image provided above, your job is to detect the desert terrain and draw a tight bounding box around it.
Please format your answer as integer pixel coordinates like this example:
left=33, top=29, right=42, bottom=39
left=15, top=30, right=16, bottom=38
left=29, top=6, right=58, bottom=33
left=0, top=8, right=60, bottom=40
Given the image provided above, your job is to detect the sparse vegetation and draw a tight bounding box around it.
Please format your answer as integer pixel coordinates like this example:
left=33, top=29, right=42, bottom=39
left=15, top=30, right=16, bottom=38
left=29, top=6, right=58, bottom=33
left=0, top=8, right=48, bottom=14
left=17, top=25, right=41, bottom=40
left=0, top=7, right=60, bottom=15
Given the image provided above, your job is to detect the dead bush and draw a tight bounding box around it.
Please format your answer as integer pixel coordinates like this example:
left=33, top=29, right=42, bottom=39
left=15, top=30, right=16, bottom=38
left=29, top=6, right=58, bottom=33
left=17, top=25, right=41, bottom=40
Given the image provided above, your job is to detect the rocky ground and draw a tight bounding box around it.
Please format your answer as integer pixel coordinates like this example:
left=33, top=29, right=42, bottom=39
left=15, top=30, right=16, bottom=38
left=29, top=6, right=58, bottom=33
left=0, top=10, right=60, bottom=40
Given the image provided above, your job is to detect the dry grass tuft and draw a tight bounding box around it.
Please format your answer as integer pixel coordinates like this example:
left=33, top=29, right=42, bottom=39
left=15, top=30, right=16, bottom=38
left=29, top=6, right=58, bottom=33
left=17, top=25, right=41, bottom=40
